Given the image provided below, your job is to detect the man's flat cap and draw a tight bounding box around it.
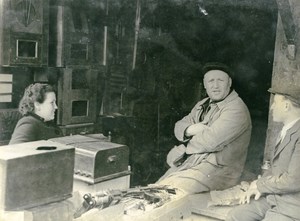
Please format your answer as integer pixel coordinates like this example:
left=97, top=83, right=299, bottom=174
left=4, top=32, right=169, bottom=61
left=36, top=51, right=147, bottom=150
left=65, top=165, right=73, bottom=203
left=268, top=87, right=300, bottom=105
left=202, top=62, right=233, bottom=78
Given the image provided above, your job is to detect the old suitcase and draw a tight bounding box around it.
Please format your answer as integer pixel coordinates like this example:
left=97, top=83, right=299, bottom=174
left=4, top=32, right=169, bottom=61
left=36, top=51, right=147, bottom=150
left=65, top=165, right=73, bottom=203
left=0, top=140, right=75, bottom=211
left=50, top=134, right=130, bottom=184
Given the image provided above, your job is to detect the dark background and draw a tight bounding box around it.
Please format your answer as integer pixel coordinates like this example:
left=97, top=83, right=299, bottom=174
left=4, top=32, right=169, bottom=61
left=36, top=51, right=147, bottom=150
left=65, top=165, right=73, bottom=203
left=99, top=0, right=277, bottom=185
left=113, top=0, right=278, bottom=186
left=0, top=0, right=278, bottom=187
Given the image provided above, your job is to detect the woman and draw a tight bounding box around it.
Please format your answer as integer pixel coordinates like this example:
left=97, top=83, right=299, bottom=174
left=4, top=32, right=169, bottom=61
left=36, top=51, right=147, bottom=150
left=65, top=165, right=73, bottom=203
left=9, top=83, right=62, bottom=144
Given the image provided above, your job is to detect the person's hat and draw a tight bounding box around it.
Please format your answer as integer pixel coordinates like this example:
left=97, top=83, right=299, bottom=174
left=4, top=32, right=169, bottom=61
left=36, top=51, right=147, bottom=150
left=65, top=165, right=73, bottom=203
left=268, top=87, right=300, bottom=105
left=202, top=62, right=233, bottom=78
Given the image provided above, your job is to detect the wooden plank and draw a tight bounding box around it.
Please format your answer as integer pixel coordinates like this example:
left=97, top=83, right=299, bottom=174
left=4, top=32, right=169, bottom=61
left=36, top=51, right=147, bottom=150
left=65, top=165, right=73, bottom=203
left=189, top=193, right=233, bottom=221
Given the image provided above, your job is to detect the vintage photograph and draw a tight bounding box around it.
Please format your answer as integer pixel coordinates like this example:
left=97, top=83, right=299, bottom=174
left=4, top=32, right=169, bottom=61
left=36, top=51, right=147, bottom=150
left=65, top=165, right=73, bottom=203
left=0, top=0, right=299, bottom=220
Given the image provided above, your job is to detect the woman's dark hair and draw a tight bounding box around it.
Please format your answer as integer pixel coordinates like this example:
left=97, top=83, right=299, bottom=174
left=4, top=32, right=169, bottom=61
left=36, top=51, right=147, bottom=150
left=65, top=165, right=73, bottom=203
left=19, top=83, right=55, bottom=116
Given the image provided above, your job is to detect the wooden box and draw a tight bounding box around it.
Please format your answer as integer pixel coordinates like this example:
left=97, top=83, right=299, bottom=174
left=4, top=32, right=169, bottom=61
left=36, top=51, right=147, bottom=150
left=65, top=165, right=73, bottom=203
left=56, top=67, right=98, bottom=126
left=0, top=199, right=74, bottom=221
left=50, top=135, right=130, bottom=184
left=0, top=140, right=75, bottom=211
left=0, top=0, right=49, bottom=66
left=48, top=0, right=94, bottom=67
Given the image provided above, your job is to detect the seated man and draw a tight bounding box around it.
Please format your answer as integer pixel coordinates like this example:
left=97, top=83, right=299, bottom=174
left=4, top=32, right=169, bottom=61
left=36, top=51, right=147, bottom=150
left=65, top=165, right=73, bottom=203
left=226, top=86, right=300, bottom=221
left=157, top=62, right=252, bottom=194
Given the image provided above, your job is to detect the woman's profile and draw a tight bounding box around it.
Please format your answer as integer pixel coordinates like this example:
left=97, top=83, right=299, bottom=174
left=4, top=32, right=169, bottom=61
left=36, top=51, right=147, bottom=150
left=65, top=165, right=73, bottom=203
left=9, top=83, right=62, bottom=144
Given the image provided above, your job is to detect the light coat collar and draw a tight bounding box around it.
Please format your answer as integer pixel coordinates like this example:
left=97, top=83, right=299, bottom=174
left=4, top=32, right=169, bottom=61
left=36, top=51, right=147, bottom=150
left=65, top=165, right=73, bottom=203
left=196, top=90, right=239, bottom=110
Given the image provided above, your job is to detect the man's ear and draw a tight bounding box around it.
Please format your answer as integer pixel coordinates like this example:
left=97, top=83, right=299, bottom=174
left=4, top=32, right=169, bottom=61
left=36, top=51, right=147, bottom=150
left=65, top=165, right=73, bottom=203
left=34, top=101, right=41, bottom=112
left=228, top=77, right=232, bottom=88
left=284, top=100, right=291, bottom=111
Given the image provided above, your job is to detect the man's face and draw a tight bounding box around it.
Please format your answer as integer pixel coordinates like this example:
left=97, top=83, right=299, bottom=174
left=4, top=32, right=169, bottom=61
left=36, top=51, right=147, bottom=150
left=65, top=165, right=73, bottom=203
left=270, top=94, right=286, bottom=123
left=203, top=70, right=232, bottom=101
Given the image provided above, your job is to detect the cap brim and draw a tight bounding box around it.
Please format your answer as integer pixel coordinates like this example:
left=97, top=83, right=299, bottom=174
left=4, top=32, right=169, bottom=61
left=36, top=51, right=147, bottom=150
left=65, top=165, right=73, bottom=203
left=268, top=87, right=300, bottom=105
left=202, top=62, right=232, bottom=78
left=268, top=88, right=277, bottom=94
left=268, top=87, right=287, bottom=95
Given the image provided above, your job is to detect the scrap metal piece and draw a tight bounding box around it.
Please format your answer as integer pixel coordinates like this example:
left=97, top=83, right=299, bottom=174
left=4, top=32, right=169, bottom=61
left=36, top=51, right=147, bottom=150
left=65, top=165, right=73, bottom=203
left=74, top=185, right=177, bottom=218
left=74, top=194, right=96, bottom=218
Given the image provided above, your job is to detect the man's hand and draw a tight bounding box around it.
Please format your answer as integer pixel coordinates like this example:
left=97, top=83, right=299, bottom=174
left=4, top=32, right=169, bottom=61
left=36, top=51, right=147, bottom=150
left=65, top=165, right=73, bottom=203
left=166, top=144, right=186, bottom=167
left=239, top=180, right=261, bottom=204
left=185, top=123, right=208, bottom=137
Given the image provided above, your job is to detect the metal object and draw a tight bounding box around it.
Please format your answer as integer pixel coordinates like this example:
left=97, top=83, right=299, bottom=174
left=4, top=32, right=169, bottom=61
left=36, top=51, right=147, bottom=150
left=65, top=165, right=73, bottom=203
left=74, top=185, right=176, bottom=218
left=0, top=140, right=75, bottom=211
left=261, top=160, right=271, bottom=170
left=261, top=160, right=271, bottom=175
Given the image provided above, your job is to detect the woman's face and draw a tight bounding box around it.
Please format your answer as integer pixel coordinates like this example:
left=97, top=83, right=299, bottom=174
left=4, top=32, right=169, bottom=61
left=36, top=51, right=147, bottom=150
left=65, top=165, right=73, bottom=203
left=34, top=92, right=58, bottom=121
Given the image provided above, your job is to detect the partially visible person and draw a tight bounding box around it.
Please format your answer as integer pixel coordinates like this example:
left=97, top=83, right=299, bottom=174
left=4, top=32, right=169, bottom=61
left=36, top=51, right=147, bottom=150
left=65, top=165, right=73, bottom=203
left=9, top=83, right=62, bottom=144
left=226, top=86, right=300, bottom=221
left=157, top=62, right=252, bottom=194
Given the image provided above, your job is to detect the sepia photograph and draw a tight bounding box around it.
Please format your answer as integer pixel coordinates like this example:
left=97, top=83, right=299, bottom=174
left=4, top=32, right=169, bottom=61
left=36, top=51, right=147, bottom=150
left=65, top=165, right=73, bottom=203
left=0, top=0, right=299, bottom=220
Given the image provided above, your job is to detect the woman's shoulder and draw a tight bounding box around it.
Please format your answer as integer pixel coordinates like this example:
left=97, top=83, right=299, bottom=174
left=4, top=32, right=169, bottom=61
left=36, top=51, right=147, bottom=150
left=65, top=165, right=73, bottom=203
left=17, top=115, right=41, bottom=124
left=9, top=115, right=41, bottom=144
left=14, top=115, right=45, bottom=130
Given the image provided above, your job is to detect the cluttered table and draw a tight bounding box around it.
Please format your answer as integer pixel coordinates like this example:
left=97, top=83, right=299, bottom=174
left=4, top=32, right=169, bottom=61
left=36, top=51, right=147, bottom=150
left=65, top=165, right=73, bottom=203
left=0, top=134, right=243, bottom=221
